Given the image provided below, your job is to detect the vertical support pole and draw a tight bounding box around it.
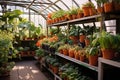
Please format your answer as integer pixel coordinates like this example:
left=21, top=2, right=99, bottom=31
left=46, top=23, right=48, bottom=37
left=116, top=19, right=120, bottom=34
left=98, top=58, right=103, bottom=80
left=100, top=14, right=106, bottom=31
left=29, top=9, right=31, bottom=21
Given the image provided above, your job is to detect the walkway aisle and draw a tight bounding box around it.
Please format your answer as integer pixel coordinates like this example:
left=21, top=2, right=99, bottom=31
left=10, top=60, right=48, bottom=80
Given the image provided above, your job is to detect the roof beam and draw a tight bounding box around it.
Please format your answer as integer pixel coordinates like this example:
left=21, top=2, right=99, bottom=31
left=73, top=0, right=79, bottom=7
left=40, top=0, right=61, bottom=12
left=60, top=0, right=70, bottom=10
left=26, top=0, right=36, bottom=9
left=1, top=1, right=51, bottom=4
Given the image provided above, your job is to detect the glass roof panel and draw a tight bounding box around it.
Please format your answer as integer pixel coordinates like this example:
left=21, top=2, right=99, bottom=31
left=56, top=1, right=69, bottom=10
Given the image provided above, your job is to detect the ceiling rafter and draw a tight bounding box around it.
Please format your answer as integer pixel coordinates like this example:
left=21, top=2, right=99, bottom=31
left=4, top=0, right=51, bottom=4
left=73, top=0, right=79, bottom=7
left=0, top=1, right=46, bottom=19
left=60, top=0, right=70, bottom=10
left=26, top=0, right=35, bottom=9
left=40, top=0, right=61, bottom=12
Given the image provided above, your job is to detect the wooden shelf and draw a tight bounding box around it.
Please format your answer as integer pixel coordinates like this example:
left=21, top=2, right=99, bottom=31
left=55, top=52, right=98, bottom=72
left=48, top=14, right=102, bottom=26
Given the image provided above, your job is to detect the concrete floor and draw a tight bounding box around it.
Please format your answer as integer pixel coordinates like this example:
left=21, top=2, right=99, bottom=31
left=0, top=59, right=49, bottom=80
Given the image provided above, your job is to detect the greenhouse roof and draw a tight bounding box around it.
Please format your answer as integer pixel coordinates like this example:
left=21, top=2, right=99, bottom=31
left=0, top=0, right=96, bottom=19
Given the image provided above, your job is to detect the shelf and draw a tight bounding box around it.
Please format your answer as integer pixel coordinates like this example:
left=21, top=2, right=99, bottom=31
left=99, top=58, right=120, bottom=68
left=55, top=52, right=98, bottom=72
left=41, top=62, right=62, bottom=80
left=20, top=40, right=37, bottom=42
left=48, top=14, right=102, bottom=26
left=98, top=58, right=120, bottom=80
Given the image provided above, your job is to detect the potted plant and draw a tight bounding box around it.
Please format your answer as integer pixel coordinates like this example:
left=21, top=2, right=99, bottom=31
left=86, top=46, right=99, bottom=66
left=74, top=45, right=82, bottom=60
left=62, top=44, right=69, bottom=56
left=103, top=0, right=114, bottom=13
left=68, top=46, right=75, bottom=58
left=69, top=25, right=79, bottom=44
left=0, top=30, right=16, bottom=77
left=113, top=0, right=120, bottom=11
left=95, top=0, right=105, bottom=13
left=77, top=8, right=84, bottom=18
left=35, top=48, right=44, bottom=61
left=82, top=1, right=96, bottom=16
left=52, top=62, right=60, bottom=74
left=49, top=27, right=59, bottom=36
left=78, top=48, right=86, bottom=62
left=66, top=7, right=78, bottom=20
left=92, top=31, right=120, bottom=59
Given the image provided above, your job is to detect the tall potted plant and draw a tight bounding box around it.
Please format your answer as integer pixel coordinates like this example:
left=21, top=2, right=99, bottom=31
left=92, top=31, right=120, bottom=59
left=0, top=30, right=17, bottom=76
left=86, top=46, right=99, bottom=66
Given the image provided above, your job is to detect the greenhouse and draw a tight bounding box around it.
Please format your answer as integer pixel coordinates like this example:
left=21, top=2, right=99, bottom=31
left=0, top=0, right=120, bottom=80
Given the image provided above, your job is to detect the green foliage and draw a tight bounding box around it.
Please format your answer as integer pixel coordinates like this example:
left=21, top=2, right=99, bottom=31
left=35, top=48, right=44, bottom=57
left=0, top=30, right=16, bottom=75
left=92, top=31, right=120, bottom=50
left=18, top=20, right=42, bottom=39
left=68, top=7, right=78, bottom=15
left=69, top=25, right=80, bottom=36
left=51, top=10, right=66, bottom=19
left=82, top=1, right=95, bottom=8
left=89, top=46, right=99, bottom=56
left=50, top=27, right=59, bottom=35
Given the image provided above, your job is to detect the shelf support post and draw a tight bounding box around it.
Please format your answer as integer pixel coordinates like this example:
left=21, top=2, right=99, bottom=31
left=98, top=58, right=103, bottom=80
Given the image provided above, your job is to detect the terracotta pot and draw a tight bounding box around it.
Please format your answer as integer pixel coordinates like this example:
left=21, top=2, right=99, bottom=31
left=82, top=7, right=90, bottom=17
left=53, top=66, right=59, bottom=74
left=101, top=49, right=115, bottom=59
left=79, top=35, right=86, bottom=43
left=63, top=49, right=68, bottom=56
left=69, top=36, right=78, bottom=44
left=80, top=55, right=85, bottom=62
left=77, top=13, right=84, bottom=18
left=97, top=6, right=104, bottom=14
left=59, top=50, right=63, bottom=54
left=89, top=8, right=96, bottom=16
left=64, top=77, right=69, bottom=80
left=104, top=2, right=114, bottom=13
left=67, top=15, right=72, bottom=20
left=74, top=51, right=79, bottom=60
left=85, top=38, right=90, bottom=46
left=89, top=55, right=98, bottom=66
left=69, top=49, right=74, bottom=58
left=114, top=3, right=120, bottom=11
left=72, top=14, right=77, bottom=20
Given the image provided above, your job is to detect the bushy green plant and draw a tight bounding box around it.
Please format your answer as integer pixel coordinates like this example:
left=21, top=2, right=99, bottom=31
left=82, top=1, right=95, bottom=8
left=35, top=48, right=44, bottom=57
left=0, top=30, right=16, bottom=76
